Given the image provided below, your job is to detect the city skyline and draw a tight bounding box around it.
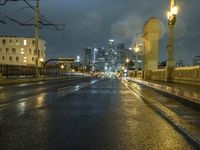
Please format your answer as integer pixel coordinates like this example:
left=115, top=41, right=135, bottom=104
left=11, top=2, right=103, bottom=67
left=0, top=0, right=200, bottom=65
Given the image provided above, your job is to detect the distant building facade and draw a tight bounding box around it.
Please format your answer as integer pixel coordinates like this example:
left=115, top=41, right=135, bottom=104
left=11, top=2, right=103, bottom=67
left=108, top=39, right=116, bottom=71
left=0, top=36, right=45, bottom=67
left=193, top=56, right=200, bottom=66
left=83, top=47, right=92, bottom=70
left=176, top=59, right=184, bottom=67
left=97, top=47, right=106, bottom=72
left=116, top=43, right=128, bottom=70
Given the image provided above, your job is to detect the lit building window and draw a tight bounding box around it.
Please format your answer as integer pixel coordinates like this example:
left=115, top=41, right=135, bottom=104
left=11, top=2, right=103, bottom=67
left=24, top=40, right=27, bottom=46
left=24, top=57, right=27, bottom=63
left=21, top=48, right=24, bottom=54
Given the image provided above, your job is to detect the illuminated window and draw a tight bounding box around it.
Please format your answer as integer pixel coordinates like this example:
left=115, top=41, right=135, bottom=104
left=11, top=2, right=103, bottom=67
left=24, top=40, right=27, bottom=46
left=20, top=48, right=24, bottom=54
left=24, top=57, right=27, bottom=63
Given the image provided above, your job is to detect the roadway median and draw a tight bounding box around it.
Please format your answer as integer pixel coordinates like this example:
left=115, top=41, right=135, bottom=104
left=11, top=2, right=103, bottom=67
left=0, top=76, right=93, bottom=86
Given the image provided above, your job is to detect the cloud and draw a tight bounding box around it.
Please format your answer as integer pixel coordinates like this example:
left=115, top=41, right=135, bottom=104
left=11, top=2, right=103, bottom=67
left=159, top=20, right=167, bottom=39
left=111, top=15, right=143, bottom=42
left=174, top=18, right=187, bottom=39
left=81, top=12, right=103, bottom=33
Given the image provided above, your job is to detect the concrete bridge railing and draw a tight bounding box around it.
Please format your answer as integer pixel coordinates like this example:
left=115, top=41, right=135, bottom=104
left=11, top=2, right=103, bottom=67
left=135, top=66, right=200, bottom=85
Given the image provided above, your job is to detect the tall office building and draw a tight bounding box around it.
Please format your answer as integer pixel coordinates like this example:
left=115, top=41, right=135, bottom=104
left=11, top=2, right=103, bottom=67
left=108, top=39, right=117, bottom=71
left=116, top=43, right=128, bottom=69
left=97, top=47, right=106, bottom=72
left=83, top=47, right=92, bottom=70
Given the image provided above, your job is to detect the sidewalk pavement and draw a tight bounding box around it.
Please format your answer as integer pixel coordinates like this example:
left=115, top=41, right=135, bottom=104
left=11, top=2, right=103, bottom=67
left=128, top=77, right=200, bottom=105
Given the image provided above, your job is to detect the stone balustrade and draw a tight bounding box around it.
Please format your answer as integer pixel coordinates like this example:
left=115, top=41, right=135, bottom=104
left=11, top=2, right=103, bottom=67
left=129, top=78, right=200, bottom=104
left=141, top=66, right=200, bottom=85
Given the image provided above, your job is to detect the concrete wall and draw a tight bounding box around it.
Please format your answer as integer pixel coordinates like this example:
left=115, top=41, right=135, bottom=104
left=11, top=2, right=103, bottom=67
left=141, top=66, right=200, bottom=85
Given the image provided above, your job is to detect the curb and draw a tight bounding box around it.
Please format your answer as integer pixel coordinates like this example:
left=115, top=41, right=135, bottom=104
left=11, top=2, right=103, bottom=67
left=128, top=78, right=200, bottom=105
left=122, top=80, right=200, bottom=149
left=0, top=76, right=92, bottom=86
left=127, top=85, right=200, bottom=149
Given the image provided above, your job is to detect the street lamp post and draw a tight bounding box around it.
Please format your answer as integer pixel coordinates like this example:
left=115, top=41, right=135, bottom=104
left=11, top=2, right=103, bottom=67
left=35, top=0, right=40, bottom=77
left=134, top=33, right=140, bottom=77
left=60, top=64, right=64, bottom=76
left=39, top=57, right=44, bottom=76
left=126, top=58, right=130, bottom=76
left=134, top=47, right=139, bottom=73
left=166, top=0, right=178, bottom=67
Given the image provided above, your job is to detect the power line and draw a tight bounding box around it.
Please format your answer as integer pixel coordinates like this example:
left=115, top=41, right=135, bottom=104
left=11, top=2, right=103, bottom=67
left=0, top=0, right=23, bottom=5
left=23, top=0, right=65, bottom=31
left=0, top=0, right=65, bottom=31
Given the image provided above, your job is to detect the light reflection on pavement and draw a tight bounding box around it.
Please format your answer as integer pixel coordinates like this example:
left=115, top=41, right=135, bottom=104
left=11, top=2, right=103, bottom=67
left=0, top=79, right=99, bottom=123
left=0, top=79, right=195, bottom=149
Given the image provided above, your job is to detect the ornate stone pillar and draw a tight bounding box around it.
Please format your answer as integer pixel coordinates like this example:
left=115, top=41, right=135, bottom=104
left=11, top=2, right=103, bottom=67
left=142, top=17, right=160, bottom=79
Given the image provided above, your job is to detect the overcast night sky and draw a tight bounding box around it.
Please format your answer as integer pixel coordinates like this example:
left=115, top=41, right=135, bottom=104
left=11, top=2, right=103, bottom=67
left=0, top=0, right=200, bottom=65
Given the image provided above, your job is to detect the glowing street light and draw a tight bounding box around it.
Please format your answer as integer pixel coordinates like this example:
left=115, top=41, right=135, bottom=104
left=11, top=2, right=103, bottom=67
left=39, top=57, right=44, bottom=76
left=134, top=46, right=139, bottom=53
left=60, top=64, right=64, bottom=69
left=134, top=33, right=140, bottom=72
left=126, top=58, right=130, bottom=63
left=39, top=57, right=44, bottom=63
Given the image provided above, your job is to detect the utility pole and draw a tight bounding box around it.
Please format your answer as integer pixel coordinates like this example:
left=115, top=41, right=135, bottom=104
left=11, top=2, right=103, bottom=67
left=35, top=0, right=40, bottom=77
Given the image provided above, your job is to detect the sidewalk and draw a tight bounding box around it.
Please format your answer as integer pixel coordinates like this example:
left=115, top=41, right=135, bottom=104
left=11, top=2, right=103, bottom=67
left=128, top=77, right=200, bottom=105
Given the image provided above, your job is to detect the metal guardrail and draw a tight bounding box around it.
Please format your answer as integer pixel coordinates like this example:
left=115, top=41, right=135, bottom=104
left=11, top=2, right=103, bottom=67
left=0, top=64, right=60, bottom=78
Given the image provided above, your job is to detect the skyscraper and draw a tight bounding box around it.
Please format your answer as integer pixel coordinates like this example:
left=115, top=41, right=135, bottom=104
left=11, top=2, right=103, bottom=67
left=193, top=55, right=200, bottom=66
left=108, top=39, right=116, bottom=71
left=83, top=47, right=92, bottom=70
left=97, top=47, right=106, bottom=72
left=116, top=43, right=128, bottom=69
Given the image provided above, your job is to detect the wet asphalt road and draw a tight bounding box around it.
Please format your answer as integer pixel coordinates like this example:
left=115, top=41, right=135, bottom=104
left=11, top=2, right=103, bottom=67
left=0, top=79, right=194, bottom=150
